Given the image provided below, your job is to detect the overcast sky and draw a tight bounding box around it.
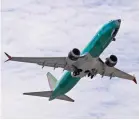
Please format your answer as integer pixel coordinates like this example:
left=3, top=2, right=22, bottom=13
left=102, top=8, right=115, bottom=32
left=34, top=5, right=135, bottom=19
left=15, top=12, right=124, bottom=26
left=1, top=0, right=139, bottom=118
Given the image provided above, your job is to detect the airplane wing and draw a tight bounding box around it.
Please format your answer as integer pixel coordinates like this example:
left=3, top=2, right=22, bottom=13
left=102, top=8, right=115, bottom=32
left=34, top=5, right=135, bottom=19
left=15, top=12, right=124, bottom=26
left=97, top=58, right=137, bottom=84
left=4, top=52, right=72, bottom=71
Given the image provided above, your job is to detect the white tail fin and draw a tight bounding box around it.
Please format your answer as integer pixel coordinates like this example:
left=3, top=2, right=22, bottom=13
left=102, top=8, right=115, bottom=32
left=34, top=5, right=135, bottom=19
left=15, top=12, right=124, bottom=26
left=47, top=72, right=57, bottom=90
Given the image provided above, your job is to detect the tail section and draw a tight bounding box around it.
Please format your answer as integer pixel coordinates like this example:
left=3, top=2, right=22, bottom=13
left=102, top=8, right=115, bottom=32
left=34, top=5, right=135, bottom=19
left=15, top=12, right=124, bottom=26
left=23, top=91, right=74, bottom=102
left=23, top=72, right=74, bottom=102
left=47, top=72, right=57, bottom=90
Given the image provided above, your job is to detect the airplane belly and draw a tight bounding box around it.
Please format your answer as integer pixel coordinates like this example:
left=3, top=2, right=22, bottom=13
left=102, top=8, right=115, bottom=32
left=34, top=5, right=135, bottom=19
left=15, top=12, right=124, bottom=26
left=73, top=54, right=99, bottom=78
left=79, top=61, right=97, bottom=76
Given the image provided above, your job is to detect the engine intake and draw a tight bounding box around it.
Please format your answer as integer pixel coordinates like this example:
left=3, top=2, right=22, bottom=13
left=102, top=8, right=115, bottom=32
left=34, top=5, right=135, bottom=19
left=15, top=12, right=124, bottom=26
left=68, top=48, right=80, bottom=61
left=105, top=55, right=117, bottom=67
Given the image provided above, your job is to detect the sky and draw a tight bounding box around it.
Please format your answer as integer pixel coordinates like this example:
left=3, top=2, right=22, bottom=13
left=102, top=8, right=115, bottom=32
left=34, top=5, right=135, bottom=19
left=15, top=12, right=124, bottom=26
left=1, top=0, right=139, bottom=119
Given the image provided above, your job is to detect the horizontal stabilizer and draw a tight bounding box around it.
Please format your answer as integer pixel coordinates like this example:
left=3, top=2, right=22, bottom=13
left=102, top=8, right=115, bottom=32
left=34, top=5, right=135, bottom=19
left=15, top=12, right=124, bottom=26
left=23, top=91, right=52, bottom=97
left=23, top=91, right=74, bottom=102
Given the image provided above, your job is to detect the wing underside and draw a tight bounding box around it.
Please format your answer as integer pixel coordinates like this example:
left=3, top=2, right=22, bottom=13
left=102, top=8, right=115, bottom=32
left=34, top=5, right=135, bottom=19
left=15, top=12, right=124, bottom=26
left=98, top=58, right=137, bottom=84
left=4, top=52, right=72, bottom=71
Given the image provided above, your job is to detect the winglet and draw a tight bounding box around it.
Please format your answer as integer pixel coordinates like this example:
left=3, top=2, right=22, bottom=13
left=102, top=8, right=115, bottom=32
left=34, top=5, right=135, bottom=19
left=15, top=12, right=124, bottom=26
left=133, top=77, right=137, bottom=84
left=4, top=52, right=12, bottom=62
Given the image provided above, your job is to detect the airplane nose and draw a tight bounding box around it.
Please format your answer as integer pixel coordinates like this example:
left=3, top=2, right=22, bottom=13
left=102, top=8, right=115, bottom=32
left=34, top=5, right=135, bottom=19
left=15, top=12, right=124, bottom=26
left=117, top=19, right=121, bottom=23
left=114, top=19, right=121, bottom=27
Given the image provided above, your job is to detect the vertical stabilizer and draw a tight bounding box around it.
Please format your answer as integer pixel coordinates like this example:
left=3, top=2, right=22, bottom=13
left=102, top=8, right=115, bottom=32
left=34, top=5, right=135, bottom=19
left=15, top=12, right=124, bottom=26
left=47, top=72, right=57, bottom=90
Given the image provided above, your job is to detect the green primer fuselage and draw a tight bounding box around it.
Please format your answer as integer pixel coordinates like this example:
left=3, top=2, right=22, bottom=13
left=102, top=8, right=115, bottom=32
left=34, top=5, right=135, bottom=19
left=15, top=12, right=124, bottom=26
left=51, top=20, right=120, bottom=100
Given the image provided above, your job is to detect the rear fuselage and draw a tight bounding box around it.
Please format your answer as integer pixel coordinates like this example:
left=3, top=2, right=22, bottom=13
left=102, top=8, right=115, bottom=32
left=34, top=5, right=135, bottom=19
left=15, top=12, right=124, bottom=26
left=49, top=20, right=121, bottom=101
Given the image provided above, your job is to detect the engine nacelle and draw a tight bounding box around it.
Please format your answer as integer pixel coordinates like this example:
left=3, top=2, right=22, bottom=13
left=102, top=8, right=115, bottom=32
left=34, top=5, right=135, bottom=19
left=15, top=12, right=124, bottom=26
left=105, top=55, right=118, bottom=67
left=68, top=48, right=80, bottom=61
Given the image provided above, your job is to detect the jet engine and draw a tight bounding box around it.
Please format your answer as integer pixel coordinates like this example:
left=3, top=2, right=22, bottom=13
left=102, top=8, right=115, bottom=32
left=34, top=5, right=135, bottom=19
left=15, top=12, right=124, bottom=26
left=68, top=48, right=80, bottom=61
left=105, top=55, right=117, bottom=67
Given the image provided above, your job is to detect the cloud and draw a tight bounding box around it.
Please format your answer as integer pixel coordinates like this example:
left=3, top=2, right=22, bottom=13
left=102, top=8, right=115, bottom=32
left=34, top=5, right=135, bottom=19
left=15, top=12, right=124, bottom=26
left=1, top=0, right=139, bottom=118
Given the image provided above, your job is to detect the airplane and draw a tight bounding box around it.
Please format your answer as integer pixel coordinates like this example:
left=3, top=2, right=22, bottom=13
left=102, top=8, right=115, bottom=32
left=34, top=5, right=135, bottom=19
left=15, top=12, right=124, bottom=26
left=4, top=19, right=137, bottom=102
